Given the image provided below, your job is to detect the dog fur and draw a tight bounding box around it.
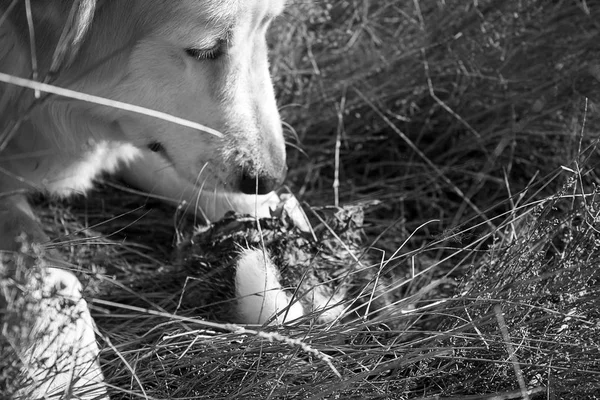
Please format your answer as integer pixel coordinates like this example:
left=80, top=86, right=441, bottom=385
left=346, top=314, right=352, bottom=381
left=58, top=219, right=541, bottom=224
left=0, top=0, right=298, bottom=398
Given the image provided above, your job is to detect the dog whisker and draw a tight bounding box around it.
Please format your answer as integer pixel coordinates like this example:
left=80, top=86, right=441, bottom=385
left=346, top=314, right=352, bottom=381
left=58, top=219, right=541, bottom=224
left=223, top=190, right=236, bottom=213
left=285, top=141, right=308, bottom=157
left=281, top=120, right=300, bottom=143
left=191, top=164, right=210, bottom=226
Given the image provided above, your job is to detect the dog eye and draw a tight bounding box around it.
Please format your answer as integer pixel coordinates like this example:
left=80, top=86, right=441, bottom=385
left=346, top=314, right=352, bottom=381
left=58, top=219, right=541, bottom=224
left=185, top=40, right=226, bottom=61
left=147, top=141, right=165, bottom=153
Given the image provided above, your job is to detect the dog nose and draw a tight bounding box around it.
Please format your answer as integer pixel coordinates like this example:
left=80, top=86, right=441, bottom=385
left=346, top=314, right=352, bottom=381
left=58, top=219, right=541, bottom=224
left=239, top=165, right=287, bottom=195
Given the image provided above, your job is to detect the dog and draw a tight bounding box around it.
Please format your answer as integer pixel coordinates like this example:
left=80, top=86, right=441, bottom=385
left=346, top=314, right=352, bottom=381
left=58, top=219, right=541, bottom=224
left=0, top=0, right=306, bottom=398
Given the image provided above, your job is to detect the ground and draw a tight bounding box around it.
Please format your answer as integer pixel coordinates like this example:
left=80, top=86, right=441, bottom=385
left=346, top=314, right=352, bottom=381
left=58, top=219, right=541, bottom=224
left=2, top=0, right=600, bottom=399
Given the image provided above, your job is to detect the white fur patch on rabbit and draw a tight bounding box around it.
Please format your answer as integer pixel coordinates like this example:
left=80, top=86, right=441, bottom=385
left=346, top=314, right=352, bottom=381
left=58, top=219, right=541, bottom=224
left=235, top=249, right=304, bottom=325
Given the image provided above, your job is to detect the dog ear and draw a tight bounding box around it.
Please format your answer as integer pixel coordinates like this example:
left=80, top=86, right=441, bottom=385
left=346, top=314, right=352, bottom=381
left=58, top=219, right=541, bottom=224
left=0, top=0, right=99, bottom=77
left=49, top=0, right=98, bottom=75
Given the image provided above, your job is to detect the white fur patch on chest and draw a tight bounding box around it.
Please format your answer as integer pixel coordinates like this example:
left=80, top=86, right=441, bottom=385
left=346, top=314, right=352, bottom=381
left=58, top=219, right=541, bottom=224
left=45, top=141, right=141, bottom=197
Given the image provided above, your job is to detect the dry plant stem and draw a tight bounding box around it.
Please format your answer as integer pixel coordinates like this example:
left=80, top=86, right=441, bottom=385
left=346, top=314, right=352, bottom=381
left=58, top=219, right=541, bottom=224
left=0, top=189, right=31, bottom=199
left=494, top=305, right=529, bottom=400
left=1, top=1, right=94, bottom=153
left=353, top=88, right=496, bottom=232
left=24, top=0, right=39, bottom=98
left=416, top=386, right=546, bottom=400
left=45, top=207, right=151, bottom=250
left=0, top=0, right=19, bottom=28
left=48, top=0, right=83, bottom=76
left=90, top=298, right=341, bottom=378
left=0, top=117, right=23, bottom=153
left=334, top=92, right=346, bottom=207
left=100, top=335, right=148, bottom=399
left=0, top=164, right=42, bottom=191
left=252, top=185, right=272, bottom=323
left=0, top=72, right=223, bottom=137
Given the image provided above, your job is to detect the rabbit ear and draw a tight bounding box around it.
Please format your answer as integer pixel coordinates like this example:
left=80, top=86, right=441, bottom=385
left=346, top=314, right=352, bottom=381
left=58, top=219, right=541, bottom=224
left=234, top=249, right=304, bottom=325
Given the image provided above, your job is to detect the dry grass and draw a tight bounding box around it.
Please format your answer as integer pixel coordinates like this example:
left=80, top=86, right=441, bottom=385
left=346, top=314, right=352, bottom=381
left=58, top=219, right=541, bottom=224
left=2, top=0, right=600, bottom=399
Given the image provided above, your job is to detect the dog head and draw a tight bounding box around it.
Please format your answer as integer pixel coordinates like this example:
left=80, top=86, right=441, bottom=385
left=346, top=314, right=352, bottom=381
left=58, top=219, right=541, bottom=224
left=5, top=0, right=288, bottom=203
left=114, top=0, right=288, bottom=195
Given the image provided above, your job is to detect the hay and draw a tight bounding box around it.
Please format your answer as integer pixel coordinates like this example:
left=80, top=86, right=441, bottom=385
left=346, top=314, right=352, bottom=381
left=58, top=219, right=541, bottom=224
left=273, top=0, right=600, bottom=243
left=2, top=0, right=600, bottom=398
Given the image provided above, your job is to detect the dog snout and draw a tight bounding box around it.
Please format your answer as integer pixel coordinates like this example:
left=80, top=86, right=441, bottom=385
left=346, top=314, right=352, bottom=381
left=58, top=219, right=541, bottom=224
left=239, top=164, right=287, bottom=195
